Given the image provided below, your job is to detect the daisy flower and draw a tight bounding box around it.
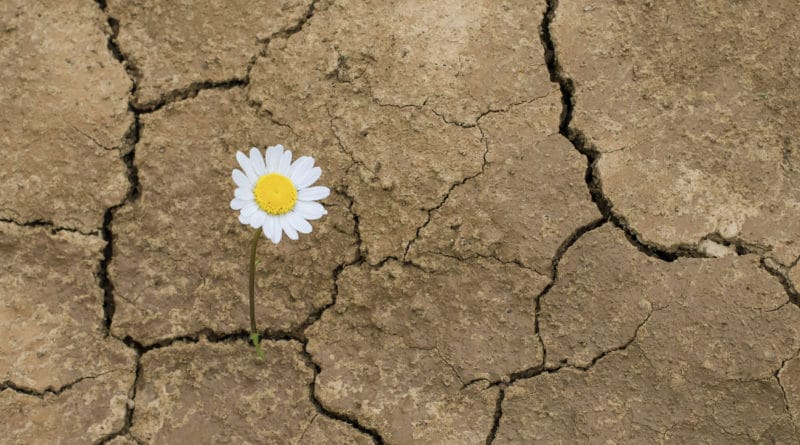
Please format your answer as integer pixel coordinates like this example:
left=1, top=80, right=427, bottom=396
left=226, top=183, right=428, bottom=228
left=231, top=145, right=330, bottom=243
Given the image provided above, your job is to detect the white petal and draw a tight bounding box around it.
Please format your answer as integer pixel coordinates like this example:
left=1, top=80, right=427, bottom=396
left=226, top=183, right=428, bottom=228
left=234, top=188, right=254, bottom=200
left=262, top=216, right=276, bottom=243
left=277, top=149, right=293, bottom=176
left=272, top=219, right=283, bottom=244
left=265, top=145, right=284, bottom=173
left=241, top=202, right=260, bottom=217
left=230, top=198, right=250, bottom=210
left=237, top=152, right=258, bottom=182
left=239, top=213, right=249, bottom=225
left=298, top=186, right=330, bottom=201
left=287, top=211, right=313, bottom=234
left=269, top=216, right=283, bottom=244
left=280, top=215, right=298, bottom=240
left=249, top=210, right=267, bottom=229
left=289, top=156, right=314, bottom=183
left=293, top=201, right=326, bottom=220
left=249, top=147, right=266, bottom=176
left=261, top=215, right=275, bottom=243
left=232, top=169, right=251, bottom=189
left=295, top=166, right=322, bottom=189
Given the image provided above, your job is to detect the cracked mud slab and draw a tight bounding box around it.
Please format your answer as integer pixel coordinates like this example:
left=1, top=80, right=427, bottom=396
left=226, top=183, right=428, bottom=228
left=408, top=95, right=599, bottom=275
left=0, top=224, right=135, bottom=444
left=541, top=225, right=799, bottom=372
left=1, top=369, right=135, bottom=444
left=248, top=0, right=556, bottom=263
left=250, top=0, right=552, bottom=125
left=307, top=257, right=548, bottom=443
left=552, top=0, right=800, bottom=263
left=0, top=224, right=136, bottom=391
left=328, top=92, right=485, bottom=262
left=130, top=339, right=370, bottom=444
left=110, top=89, right=356, bottom=344
left=498, top=345, right=796, bottom=443
left=498, top=225, right=800, bottom=442
left=0, top=0, right=131, bottom=231
left=107, top=0, right=312, bottom=109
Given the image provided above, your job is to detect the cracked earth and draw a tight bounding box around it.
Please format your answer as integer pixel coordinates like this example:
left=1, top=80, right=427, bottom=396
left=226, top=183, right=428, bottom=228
left=1, top=0, right=799, bottom=443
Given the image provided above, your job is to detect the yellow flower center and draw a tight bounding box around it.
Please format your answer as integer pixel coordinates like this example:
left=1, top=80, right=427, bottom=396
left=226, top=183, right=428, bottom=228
left=254, top=173, right=297, bottom=215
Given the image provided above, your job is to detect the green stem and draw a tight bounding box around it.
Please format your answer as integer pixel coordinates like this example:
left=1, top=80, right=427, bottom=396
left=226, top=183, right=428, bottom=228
left=249, top=227, right=265, bottom=359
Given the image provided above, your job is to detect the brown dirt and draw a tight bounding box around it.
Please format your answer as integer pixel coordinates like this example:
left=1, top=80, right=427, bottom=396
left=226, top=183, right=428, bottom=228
left=1, top=0, right=798, bottom=443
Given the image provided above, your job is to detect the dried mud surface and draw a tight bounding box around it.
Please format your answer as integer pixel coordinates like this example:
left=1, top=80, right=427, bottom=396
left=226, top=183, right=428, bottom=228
left=1, top=0, right=798, bottom=443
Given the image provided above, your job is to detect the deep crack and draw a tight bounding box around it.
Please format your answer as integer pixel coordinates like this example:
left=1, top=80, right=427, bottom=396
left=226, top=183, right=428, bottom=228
left=95, top=358, right=141, bottom=444
left=259, top=0, right=319, bottom=45
left=485, top=386, right=505, bottom=445
left=761, top=258, right=800, bottom=307
left=97, top=116, right=141, bottom=335
left=116, top=327, right=302, bottom=356
left=539, top=0, right=716, bottom=263
left=95, top=1, right=140, bottom=96
left=300, top=343, right=386, bottom=445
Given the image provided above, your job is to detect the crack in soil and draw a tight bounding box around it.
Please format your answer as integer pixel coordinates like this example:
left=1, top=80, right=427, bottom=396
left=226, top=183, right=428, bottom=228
left=1, top=370, right=120, bottom=399
left=132, top=78, right=248, bottom=113
left=532, top=218, right=606, bottom=369
left=299, top=343, right=386, bottom=445
left=430, top=91, right=555, bottom=129
left=485, top=386, right=505, bottom=445
left=503, top=304, right=655, bottom=387
left=402, top=123, right=489, bottom=260
left=538, top=1, right=800, bottom=384
left=94, top=1, right=143, bottom=337
left=295, top=412, right=319, bottom=445
left=761, top=258, right=800, bottom=307
left=70, top=124, right=117, bottom=151
left=327, top=104, right=376, bottom=178
left=94, top=359, right=141, bottom=445
left=570, top=308, right=655, bottom=372
left=115, top=328, right=301, bottom=356
left=775, top=349, right=800, bottom=434
left=292, top=196, right=364, bottom=338
left=91, top=3, right=146, bottom=442
left=0, top=217, right=99, bottom=237
left=469, top=218, right=610, bottom=386
left=539, top=0, right=713, bottom=263
left=97, top=116, right=140, bottom=335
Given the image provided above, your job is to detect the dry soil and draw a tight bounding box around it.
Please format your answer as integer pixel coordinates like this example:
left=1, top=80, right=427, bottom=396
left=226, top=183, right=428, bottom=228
left=1, top=0, right=799, bottom=444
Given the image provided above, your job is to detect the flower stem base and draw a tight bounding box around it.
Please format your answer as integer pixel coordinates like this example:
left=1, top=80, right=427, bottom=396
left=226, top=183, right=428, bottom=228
left=250, top=332, right=266, bottom=359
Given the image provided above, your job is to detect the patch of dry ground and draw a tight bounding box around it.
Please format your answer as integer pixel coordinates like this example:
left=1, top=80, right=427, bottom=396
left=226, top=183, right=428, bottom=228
left=1, top=0, right=798, bottom=443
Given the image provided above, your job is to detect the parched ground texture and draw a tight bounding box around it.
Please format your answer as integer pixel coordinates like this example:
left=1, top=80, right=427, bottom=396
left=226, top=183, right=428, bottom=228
left=1, top=0, right=799, bottom=443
